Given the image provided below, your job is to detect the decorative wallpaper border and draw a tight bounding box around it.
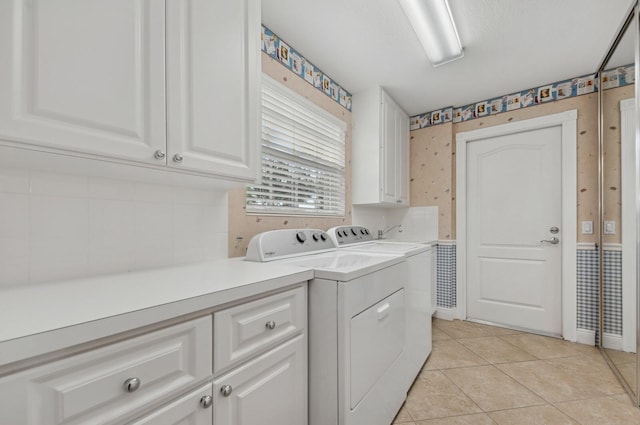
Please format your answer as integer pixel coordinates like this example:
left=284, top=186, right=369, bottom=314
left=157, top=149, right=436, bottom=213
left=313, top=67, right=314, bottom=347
left=261, top=25, right=352, bottom=111
left=410, top=64, right=635, bottom=130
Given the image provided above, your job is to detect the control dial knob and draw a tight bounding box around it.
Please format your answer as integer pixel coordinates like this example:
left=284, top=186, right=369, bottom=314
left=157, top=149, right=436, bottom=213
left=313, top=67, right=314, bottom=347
left=351, top=228, right=357, bottom=236
left=296, top=232, right=306, bottom=243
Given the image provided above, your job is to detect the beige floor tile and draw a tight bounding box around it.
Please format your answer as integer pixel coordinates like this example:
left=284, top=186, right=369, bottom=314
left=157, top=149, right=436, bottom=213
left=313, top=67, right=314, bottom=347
left=555, top=396, right=640, bottom=424
left=393, top=404, right=413, bottom=423
left=405, top=370, right=482, bottom=420
left=610, top=392, right=639, bottom=406
left=605, top=348, right=637, bottom=366
left=423, top=340, right=489, bottom=370
left=546, top=355, right=626, bottom=396
left=433, top=319, right=519, bottom=339
left=443, top=365, right=545, bottom=411
left=432, top=327, right=453, bottom=341
left=457, top=336, right=536, bottom=364
left=497, top=355, right=624, bottom=403
left=488, top=404, right=578, bottom=425
left=497, top=360, right=581, bottom=403
left=498, top=334, right=584, bottom=359
left=414, top=413, right=497, bottom=425
left=616, top=361, right=638, bottom=393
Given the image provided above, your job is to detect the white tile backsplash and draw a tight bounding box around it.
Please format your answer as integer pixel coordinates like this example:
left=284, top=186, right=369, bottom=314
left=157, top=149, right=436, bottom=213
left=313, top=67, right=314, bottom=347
left=352, top=205, right=439, bottom=242
left=0, top=169, right=229, bottom=286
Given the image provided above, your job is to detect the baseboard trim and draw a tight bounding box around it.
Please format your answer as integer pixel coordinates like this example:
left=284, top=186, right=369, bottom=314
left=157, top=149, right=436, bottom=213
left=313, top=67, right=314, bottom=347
left=576, top=328, right=596, bottom=346
left=603, top=332, right=623, bottom=350
left=434, top=307, right=455, bottom=321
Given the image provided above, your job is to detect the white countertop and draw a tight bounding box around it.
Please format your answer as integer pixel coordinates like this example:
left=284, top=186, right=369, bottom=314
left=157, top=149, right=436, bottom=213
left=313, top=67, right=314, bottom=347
left=0, top=258, right=313, bottom=366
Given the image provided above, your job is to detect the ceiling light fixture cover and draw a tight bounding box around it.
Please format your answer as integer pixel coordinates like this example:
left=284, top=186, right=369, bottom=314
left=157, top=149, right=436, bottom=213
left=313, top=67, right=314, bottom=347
left=399, top=0, right=464, bottom=67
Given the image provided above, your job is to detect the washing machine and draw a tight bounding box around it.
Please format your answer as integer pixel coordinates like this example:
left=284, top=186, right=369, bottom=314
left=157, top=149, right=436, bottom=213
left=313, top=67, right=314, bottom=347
left=245, top=228, right=408, bottom=425
left=327, top=225, right=433, bottom=393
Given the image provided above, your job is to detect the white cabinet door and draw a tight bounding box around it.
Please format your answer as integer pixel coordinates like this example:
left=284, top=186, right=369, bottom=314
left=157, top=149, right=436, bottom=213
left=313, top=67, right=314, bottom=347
left=0, top=0, right=166, bottom=164
left=166, top=0, right=260, bottom=181
left=381, top=92, right=398, bottom=203
left=213, top=335, right=306, bottom=425
left=128, top=384, right=212, bottom=425
left=397, top=110, right=410, bottom=205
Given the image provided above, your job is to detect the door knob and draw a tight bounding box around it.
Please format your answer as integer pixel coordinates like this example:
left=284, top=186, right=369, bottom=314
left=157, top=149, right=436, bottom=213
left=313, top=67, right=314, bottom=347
left=541, top=237, right=560, bottom=245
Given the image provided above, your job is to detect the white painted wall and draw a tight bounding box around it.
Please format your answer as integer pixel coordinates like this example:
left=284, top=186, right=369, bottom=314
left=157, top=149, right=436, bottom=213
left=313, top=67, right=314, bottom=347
left=0, top=167, right=228, bottom=286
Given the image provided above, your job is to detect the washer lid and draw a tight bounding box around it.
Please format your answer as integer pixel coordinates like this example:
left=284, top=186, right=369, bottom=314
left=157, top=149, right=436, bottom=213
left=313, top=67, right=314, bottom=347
left=281, top=251, right=404, bottom=281
left=342, top=241, right=431, bottom=257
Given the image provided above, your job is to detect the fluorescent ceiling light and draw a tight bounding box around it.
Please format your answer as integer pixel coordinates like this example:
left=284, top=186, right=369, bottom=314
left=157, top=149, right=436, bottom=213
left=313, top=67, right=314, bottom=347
left=399, top=0, right=464, bottom=67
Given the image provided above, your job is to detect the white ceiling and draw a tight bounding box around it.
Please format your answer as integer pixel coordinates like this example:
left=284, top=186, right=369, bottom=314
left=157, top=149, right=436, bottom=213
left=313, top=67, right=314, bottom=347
left=262, top=0, right=636, bottom=116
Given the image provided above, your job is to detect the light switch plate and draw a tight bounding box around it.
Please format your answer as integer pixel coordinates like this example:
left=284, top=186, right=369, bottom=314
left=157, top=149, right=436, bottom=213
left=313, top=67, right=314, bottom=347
left=581, top=221, right=593, bottom=235
left=604, top=220, right=616, bottom=235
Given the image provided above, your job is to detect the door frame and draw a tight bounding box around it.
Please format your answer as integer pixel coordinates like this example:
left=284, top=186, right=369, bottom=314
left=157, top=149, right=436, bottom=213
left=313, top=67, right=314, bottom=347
left=456, top=110, right=578, bottom=341
left=620, top=97, right=636, bottom=352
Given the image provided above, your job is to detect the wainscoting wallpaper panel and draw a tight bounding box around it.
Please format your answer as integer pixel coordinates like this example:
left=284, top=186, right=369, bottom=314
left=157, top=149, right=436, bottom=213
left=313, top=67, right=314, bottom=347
left=577, top=247, right=599, bottom=333
left=603, top=248, right=623, bottom=335
left=436, top=242, right=456, bottom=309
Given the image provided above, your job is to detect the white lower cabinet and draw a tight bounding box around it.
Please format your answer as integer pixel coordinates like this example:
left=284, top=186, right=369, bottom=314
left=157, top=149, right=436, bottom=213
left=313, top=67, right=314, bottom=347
left=0, top=286, right=308, bottom=425
left=129, top=384, right=213, bottom=425
left=213, top=335, right=306, bottom=425
left=0, top=317, right=212, bottom=425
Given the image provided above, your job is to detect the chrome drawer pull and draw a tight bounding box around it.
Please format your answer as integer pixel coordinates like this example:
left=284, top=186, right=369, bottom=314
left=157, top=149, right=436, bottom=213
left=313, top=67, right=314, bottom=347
left=200, top=395, right=213, bottom=408
left=123, top=377, right=141, bottom=393
left=220, top=385, right=233, bottom=397
left=265, top=320, right=276, bottom=330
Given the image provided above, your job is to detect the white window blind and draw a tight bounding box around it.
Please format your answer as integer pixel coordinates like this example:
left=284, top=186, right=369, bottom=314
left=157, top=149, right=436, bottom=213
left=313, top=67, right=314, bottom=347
left=246, top=75, right=346, bottom=216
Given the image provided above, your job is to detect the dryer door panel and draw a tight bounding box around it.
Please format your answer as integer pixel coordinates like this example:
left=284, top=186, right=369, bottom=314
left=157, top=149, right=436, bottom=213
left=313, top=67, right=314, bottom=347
left=349, top=288, right=405, bottom=408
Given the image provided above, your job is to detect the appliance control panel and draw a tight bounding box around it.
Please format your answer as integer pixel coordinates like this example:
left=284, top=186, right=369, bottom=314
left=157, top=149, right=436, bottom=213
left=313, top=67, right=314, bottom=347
left=245, top=229, right=337, bottom=262
left=327, top=226, right=374, bottom=246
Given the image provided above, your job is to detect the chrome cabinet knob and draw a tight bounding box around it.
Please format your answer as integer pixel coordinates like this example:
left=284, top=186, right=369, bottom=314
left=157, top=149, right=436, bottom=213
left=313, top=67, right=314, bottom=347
left=265, top=320, right=276, bottom=330
left=154, top=150, right=166, bottom=160
left=200, top=395, right=213, bottom=408
left=173, top=154, right=184, bottom=163
left=123, top=377, right=141, bottom=393
left=220, top=385, right=233, bottom=397
left=540, top=237, right=560, bottom=245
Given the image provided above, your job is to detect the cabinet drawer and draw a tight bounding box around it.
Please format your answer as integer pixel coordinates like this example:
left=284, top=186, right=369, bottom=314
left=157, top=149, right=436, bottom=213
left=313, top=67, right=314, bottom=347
left=214, top=287, right=305, bottom=372
left=128, top=383, right=212, bottom=425
left=0, top=316, right=212, bottom=425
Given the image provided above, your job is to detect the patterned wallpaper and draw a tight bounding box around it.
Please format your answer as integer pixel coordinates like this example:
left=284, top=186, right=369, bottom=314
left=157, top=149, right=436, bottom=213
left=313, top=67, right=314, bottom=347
left=410, top=64, right=635, bottom=130
left=261, top=25, right=352, bottom=111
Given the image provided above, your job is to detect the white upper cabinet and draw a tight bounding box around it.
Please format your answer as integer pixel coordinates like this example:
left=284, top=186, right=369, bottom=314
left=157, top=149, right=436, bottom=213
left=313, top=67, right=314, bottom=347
left=352, top=87, right=410, bottom=206
left=0, top=0, right=260, bottom=184
left=166, top=0, right=260, bottom=180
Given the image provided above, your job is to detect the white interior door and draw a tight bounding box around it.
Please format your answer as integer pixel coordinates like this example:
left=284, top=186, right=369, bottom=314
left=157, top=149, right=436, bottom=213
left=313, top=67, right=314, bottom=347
left=466, top=125, right=563, bottom=336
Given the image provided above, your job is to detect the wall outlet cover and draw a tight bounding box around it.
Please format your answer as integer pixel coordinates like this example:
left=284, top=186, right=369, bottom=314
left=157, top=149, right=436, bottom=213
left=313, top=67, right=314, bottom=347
left=581, top=221, right=593, bottom=235
left=604, top=220, right=616, bottom=235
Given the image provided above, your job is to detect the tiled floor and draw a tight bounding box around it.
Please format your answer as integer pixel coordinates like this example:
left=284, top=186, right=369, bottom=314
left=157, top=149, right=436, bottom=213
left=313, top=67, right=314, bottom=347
left=605, top=348, right=638, bottom=394
left=392, top=319, right=640, bottom=425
